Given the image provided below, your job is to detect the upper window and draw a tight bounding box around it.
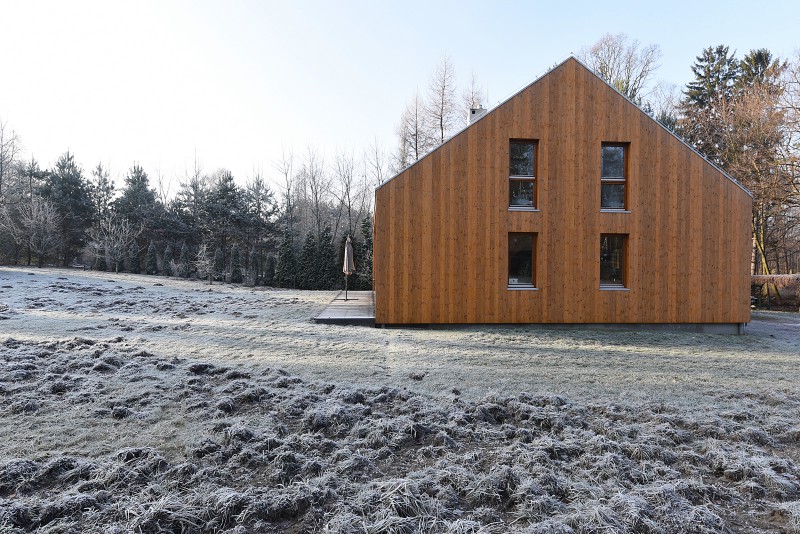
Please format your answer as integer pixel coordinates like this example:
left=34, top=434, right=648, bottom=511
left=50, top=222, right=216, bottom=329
left=508, top=233, right=536, bottom=288
left=601, top=143, right=627, bottom=210
left=600, top=234, right=627, bottom=289
left=509, top=141, right=536, bottom=209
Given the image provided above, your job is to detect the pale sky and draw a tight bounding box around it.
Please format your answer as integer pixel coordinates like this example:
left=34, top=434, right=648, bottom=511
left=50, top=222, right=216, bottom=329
left=1, top=0, right=797, bottom=194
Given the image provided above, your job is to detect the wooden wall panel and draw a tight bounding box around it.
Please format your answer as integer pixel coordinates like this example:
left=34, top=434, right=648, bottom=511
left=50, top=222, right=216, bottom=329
left=374, top=58, right=752, bottom=325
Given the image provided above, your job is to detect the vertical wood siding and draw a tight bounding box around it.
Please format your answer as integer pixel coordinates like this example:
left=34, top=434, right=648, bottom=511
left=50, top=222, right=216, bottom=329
left=374, top=59, right=752, bottom=324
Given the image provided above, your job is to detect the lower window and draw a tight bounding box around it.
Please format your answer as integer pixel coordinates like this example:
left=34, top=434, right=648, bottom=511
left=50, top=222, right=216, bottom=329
left=600, top=234, right=627, bottom=288
left=508, top=233, right=536, bottom=288
left=509, top=178, right=535, bottom=207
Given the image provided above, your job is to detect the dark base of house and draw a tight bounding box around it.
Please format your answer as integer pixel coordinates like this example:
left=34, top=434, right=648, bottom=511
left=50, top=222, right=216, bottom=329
left=375, top=323, right=747, bottom=335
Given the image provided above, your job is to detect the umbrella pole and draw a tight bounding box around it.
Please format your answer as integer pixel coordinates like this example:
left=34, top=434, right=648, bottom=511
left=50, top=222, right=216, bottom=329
left=345, top=274, right=348, bottom=301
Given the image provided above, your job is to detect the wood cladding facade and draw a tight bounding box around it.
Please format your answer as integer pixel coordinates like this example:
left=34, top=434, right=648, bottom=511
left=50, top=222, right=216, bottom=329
left=373, top=58, right=752, bottom=325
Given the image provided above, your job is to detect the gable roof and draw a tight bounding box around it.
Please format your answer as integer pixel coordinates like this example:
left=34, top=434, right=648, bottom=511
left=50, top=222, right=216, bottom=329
left=378, top=56, right=752, bottom=198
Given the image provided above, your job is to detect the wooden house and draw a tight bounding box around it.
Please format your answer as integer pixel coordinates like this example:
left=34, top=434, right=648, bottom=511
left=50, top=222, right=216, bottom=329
left=373, top=57, right=752, bottom=332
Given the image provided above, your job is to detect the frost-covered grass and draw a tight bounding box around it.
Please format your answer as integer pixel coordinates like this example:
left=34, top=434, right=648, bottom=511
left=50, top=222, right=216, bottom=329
left=1, top=266, right=800, bottom=532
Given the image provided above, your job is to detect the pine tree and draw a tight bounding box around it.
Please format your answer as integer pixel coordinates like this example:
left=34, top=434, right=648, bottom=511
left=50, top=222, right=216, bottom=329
left=146, top=240, right=158, bottom=275
left=298, top=232, right=318, bottom=289
left=275, top=232, right=297, bottom=288
left=248, top=246, right=259, bottom=283
left=129, top=242, right=141, bottom=274
left=204, top=170, right=246, bottom=255
left=230, top=244, right=242, bottom=283
left=115, top=164, right=159, bottom=229
left=213, top=247, right=224, bottom=282
left=179, top=242, right=190, bottom=277
left=318, top=225, right=338, bottom=290
left=683, top=45, right=740, bottom=108
left=39, top=151, right=94, bottom=265
left=738, top=49, right=786, bottom=93
left=357, top=215, right=373, bottom=290
left=264, top=255, right=276, bottom=287
left=163, top=243, right=174, bottom=276
left=678, top=45, right=740, bottom=163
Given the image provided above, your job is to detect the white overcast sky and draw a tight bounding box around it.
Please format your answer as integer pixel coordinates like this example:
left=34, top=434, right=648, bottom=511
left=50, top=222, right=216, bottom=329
left=0, top=0, right=797, bottom=193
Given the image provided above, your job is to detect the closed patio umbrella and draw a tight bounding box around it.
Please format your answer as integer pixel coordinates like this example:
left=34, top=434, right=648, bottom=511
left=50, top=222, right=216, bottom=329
left=342, top=236, right=355, bottom=301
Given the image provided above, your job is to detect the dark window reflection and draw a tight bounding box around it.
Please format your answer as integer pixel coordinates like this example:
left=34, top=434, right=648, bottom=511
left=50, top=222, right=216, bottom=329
left=601, top=146, right=625, bottom=178
left=509, top=233, right=534, bottom=286
left=600, top=234, right=625, bottom=286
left=510, top=180, right=535, bottom=206
left=510, top=142, right=535, bottom=176
left=601, top=184, right=625, bottom=209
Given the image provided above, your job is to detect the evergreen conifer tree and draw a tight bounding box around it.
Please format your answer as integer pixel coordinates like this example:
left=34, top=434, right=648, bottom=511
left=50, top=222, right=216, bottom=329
left=115, top=164, right=159, bottom=230
left=230, top=244, right=242, bottom=283
left=146, top=240, right=158, bottom=274
left=179, top=242, right=190, bottom=277
left=275, top=232, right=297, bottom=288
left=129, top=242, right=141, bottom=274
left=678, top=45, right=740, bottom=163
left=357, top=215, right=373, bottom=290
left=248, top=246, right=259, bottom=283
left=213, top=247, right=224, bottom=282
left=318, top=225, right=338, bottom=290
left=39, top=152, right=94, bottom=265
left=298, top=232, right=318, bottom=289
left=163, top=243, right=173, bottom=276
left=264, top=255, right=276, bottom=287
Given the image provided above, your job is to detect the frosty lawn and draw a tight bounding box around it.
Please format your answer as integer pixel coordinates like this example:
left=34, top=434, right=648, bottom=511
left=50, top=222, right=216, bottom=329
left=2, top=266, right=800, bottom=532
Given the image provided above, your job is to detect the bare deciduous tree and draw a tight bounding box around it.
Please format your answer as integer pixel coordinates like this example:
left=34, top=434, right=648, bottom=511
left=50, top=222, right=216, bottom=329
left=365, top=137, right=387, bottom=188
left=88, top=216, right=142, bottom=273
left=0, top=199, right=62, bottom=267
left=332, top=150, right=360, bottom=239
left=578, top=33, right=662, bottom=103
left=427, top=55, right=459, bottom=144
left=274, top=146, right=295, bottom=236
left=193, top=242, right=213, bottom=284
left=301, top=148, right=330, bottom=236
left=395, top=91, right=433, bottom=170
left=719, top=82, right=794, bottom=286
left=0, top=120, right=21, bottom=199
left=155, top=165, right=173, bottom=205
left=648, top=81, right=680, bottom=129
left=461, top=71, right=486, bottom=124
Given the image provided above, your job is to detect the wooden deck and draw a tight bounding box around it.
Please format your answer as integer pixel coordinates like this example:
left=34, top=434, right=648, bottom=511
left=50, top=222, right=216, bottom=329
left=314, top=291, right=375, bottom=326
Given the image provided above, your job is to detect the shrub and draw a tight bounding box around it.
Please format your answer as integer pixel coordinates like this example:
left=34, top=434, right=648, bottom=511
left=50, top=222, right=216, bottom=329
left=213, top=247, right=224, bottom=282
left=179, top=243, right=190, bottom=278
left=146, top=241, right=158, bottom=275
left=230, top=244, right=242, bottom=284
left=164, top=244, right=174, bottom=276
left=129, top=242, right=141, bottom=274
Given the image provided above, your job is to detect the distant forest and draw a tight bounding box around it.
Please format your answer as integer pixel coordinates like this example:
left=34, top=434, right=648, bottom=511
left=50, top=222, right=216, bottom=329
left=1, top=34, right=799, bottom=285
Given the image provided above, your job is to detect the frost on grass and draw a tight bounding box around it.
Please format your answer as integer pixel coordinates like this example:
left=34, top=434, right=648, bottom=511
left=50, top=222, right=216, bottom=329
left=2, top=338, right=800, bottom=532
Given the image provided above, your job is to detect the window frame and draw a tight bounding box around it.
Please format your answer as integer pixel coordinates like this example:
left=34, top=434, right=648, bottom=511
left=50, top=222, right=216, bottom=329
left=599, top=233, right=628, bottom=290
left=508, top=139, right=538, bottom=211
left=600, top=142, right=629, bottom=211
left=507, top=232, right=537, bottom=290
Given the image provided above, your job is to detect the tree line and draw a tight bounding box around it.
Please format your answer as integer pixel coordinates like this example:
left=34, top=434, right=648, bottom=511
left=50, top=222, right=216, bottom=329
left=0, top=137, right=382, bottom=290
left=2, top=36, right=798, bottom=288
